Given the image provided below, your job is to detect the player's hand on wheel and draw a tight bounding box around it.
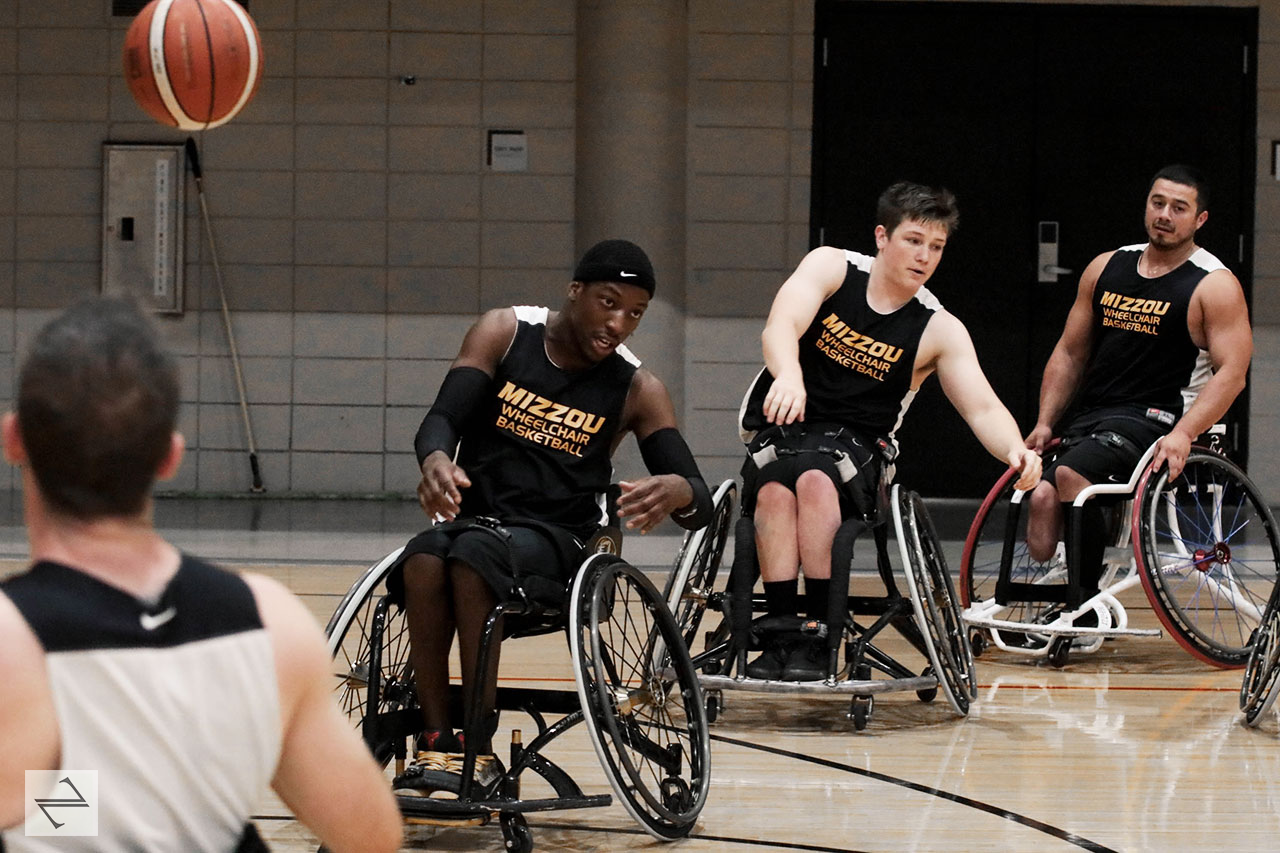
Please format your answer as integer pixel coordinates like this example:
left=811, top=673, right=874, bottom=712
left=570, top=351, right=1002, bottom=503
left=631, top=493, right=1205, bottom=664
left=1009, top=448, right=1042, bottom=491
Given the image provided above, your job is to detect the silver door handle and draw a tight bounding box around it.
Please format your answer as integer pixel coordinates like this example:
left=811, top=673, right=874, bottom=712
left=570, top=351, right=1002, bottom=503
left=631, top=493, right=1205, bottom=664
left=1042, top=264, right=1073, bottom=276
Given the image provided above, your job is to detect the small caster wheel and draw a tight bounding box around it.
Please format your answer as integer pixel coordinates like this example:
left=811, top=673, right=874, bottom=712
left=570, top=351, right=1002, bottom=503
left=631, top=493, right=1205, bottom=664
left=661, top=776, right=694, bottom=812
left=849, top=694, right=873, bottom=731
left=1047, top=635, right=1071, bottom=668
left=501, top=812, right=532, bottom=853
left=916, top=666, right=938, bottom=703
left=705, top=690, right=722, bottom=723
left=970, top=629, right=988, bottom=658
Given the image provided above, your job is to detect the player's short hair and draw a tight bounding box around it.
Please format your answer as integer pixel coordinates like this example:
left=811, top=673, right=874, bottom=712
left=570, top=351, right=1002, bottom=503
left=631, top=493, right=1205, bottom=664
left=876, top=181, right=959, bottom=236
left=17, top=298, right=180, bottom=519
left=1150, top=164, right=1209, bottom=212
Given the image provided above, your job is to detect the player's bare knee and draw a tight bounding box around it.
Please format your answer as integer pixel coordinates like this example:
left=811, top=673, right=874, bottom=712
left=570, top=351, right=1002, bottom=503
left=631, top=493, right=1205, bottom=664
left=1055, top=466, right=1092, bottom=503
left=795, top=468, right=838, bottom=504
left=755, top=481, right=797, bottom=518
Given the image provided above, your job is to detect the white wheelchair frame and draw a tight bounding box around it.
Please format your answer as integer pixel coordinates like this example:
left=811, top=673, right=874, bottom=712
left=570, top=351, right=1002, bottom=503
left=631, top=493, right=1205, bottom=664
left=963, top=431, right=1279, bottom=669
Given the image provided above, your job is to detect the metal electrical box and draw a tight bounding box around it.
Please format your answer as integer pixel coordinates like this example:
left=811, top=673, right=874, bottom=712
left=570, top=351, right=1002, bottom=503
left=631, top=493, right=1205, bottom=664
left=102, top=143, right=185, bottom=314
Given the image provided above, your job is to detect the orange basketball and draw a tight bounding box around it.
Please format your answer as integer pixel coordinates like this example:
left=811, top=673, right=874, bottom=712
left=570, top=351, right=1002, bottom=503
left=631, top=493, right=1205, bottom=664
left=122, top=0, right=263, bottom=131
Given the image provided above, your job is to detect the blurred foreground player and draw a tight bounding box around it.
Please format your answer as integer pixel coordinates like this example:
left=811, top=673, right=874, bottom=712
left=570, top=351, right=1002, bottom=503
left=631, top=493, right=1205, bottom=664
left=0, top=299, right=401, bottom=853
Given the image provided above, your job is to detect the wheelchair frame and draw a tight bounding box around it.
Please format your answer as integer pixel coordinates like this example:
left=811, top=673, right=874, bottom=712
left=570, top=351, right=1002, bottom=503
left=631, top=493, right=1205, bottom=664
left=681, top=475, right=976, bottom=732
left=324, top=521, right=714, bottom=852
left=962, top=436, right=1280, bottom=669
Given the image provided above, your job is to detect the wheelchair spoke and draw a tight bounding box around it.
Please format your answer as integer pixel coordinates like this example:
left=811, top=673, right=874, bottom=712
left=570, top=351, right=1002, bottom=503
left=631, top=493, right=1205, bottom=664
left=1138, top=452, right=1280, bottom=667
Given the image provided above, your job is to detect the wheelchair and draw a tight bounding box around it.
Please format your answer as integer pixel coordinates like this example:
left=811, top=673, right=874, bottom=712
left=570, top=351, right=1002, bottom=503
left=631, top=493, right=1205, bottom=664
left=681, top=453, right=976, bottom=732
left=962, top=431, right=1280, bottom=669
left=323, top=512, right=718, bottom=853
left=1240, top=582, right=1280, bottom=726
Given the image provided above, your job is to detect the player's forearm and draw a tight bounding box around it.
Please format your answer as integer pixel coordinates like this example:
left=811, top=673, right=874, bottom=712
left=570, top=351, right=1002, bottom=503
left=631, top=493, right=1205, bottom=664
left=1171, top=367, right=1247, bottom=443
left=761, top=323, right=802, bottom=381
left=1035, top=348, right=1085, bottom=430
left=969, top=405, right=1028, bottom=466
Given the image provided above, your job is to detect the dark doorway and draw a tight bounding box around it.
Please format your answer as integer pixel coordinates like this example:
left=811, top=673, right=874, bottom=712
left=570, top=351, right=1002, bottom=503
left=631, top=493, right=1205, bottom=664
left=812, top=1, right=1256, bottom=498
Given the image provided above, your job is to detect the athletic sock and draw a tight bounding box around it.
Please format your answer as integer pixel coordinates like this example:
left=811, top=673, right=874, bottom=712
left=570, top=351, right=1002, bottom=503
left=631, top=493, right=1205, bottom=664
left=762, top=580, right=799, bottom=617
left=804, top=578, right=831, bottom=620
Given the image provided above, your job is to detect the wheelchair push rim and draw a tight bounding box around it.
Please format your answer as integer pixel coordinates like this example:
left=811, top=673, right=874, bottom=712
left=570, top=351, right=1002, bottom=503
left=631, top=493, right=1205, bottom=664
left=663, top=479, right=736, bottom=653
left=893, top=485, right=977, bottom=715
left=569, top=553, right=712, bottom=839
left=960, top=464, right=1071, bottom=654
left=325, top=548, right=416, bottom=764
left=1134, top=451, right=1280, bottom=669
left=1240, top=596, right=1280, bottom=726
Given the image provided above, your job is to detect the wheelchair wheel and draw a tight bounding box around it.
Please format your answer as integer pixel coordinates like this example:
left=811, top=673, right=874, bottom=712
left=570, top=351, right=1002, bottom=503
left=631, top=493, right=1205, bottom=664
left=325, top=548, right=418, bottom=764
left=662, top=479, right=736, bottom=652
left=893, top=486, right=977, bottom=716
left=960, top=465, right=1064, bottom=651
left=1240, top=597, right=1280, bottom=726
left=1134, top=451, right=1280, bottom=668
left=569, top=554, right=711, bottom=840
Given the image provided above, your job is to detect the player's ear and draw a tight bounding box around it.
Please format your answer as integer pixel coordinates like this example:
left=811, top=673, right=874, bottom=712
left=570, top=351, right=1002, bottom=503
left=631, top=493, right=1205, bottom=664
left=155, top=432, right=185, bottom=482
left=568, top=280, right=584, bottom=301
left=874, top=224, right=889, bottom=250
left=2, top=412, right=26, bottom=466
left=1194, top=209, right=1208, bottom=231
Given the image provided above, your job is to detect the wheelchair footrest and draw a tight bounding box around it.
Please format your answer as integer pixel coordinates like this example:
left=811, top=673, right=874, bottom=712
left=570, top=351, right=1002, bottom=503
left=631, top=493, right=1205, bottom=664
left=697, top=672, right=935, bottom=696
left=750, top=614, right=828, bottom=638
left=964, top=613, right=1160, bottom=639
left=397, top=792, right=612, bottom=818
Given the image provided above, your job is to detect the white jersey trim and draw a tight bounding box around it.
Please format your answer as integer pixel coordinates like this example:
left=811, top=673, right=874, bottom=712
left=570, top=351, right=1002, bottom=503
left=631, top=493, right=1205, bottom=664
left=1181, top=350, right=1214, bottom=414
left=844, top=249, right=875, bottom=272
left=1115, top=243, right=1228, bottom=275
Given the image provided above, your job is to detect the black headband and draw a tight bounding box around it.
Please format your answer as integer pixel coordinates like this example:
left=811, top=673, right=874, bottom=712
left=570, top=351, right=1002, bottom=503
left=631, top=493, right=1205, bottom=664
left=572, top=239, right=655, bottom=295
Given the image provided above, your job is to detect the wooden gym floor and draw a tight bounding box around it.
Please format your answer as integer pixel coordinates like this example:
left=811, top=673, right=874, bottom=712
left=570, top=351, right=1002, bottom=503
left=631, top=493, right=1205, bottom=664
left=2, top=497, right=1277, bottom=852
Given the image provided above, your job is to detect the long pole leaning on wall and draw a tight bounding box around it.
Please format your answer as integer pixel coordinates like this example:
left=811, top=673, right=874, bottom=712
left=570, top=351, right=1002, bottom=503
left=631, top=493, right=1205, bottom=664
left=185, top=137, right=265, bottom=493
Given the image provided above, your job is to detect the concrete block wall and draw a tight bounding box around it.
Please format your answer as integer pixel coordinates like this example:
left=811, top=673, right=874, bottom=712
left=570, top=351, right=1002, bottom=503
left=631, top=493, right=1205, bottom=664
left=1, top=0, right=1277, bottom=500
left=1, top=0, right=577, bottom=495
left=684, top=1, right=814, bottom=489
left=1251, top=0, right=1280, bottom=494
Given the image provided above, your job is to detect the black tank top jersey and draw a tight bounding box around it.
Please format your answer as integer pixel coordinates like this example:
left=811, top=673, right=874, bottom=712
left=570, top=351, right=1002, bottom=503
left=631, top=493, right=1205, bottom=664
left=740, top=250, right=940, bottom=441
left=456, top=306, right=639, bottom=538
left=1075, top=244, right=1220, bottom=420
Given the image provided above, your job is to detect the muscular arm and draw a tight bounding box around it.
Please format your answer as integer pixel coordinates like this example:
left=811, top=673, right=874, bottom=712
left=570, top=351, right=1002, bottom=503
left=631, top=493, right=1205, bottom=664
left=760, top=247, right=849, bottom=424
left=245, top=574, right=402, bottom=853
left=1154, top=269, right=1253, bottom=477
left=415, top=308, right=516, bottom=519
left=613, top=369, right=701, bottom=533
left=926, top=312, right=1041, bottom=490
left=1028, top=252, right=1111, bottom=450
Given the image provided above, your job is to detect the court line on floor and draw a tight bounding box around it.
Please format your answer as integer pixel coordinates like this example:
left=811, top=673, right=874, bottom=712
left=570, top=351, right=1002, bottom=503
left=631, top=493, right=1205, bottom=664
left=710, top=732, right=1119, bottom=853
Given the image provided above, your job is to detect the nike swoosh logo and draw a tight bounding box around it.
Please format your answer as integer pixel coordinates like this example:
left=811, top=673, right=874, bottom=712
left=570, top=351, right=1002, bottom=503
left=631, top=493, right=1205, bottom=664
left=619, top=271, right=636, bottom=277
left=139, top=607, right=177, bottom=631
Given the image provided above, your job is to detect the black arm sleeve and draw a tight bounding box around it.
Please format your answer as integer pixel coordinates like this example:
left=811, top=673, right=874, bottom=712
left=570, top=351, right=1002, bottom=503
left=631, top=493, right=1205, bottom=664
left=638, top=427, right=713, bottom=530
left=413, top=366, right=492, bottom=465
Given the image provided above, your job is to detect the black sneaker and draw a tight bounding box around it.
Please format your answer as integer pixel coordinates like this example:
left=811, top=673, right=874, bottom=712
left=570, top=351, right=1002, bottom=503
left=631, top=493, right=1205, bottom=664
left=783, top=640, right=826, bottom=681
left=746, top=641, right=790, bottom=679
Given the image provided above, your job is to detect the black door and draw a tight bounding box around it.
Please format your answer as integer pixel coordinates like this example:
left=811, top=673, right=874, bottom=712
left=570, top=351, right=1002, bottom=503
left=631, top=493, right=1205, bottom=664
left=813, top=1, right=1256, bottom=498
